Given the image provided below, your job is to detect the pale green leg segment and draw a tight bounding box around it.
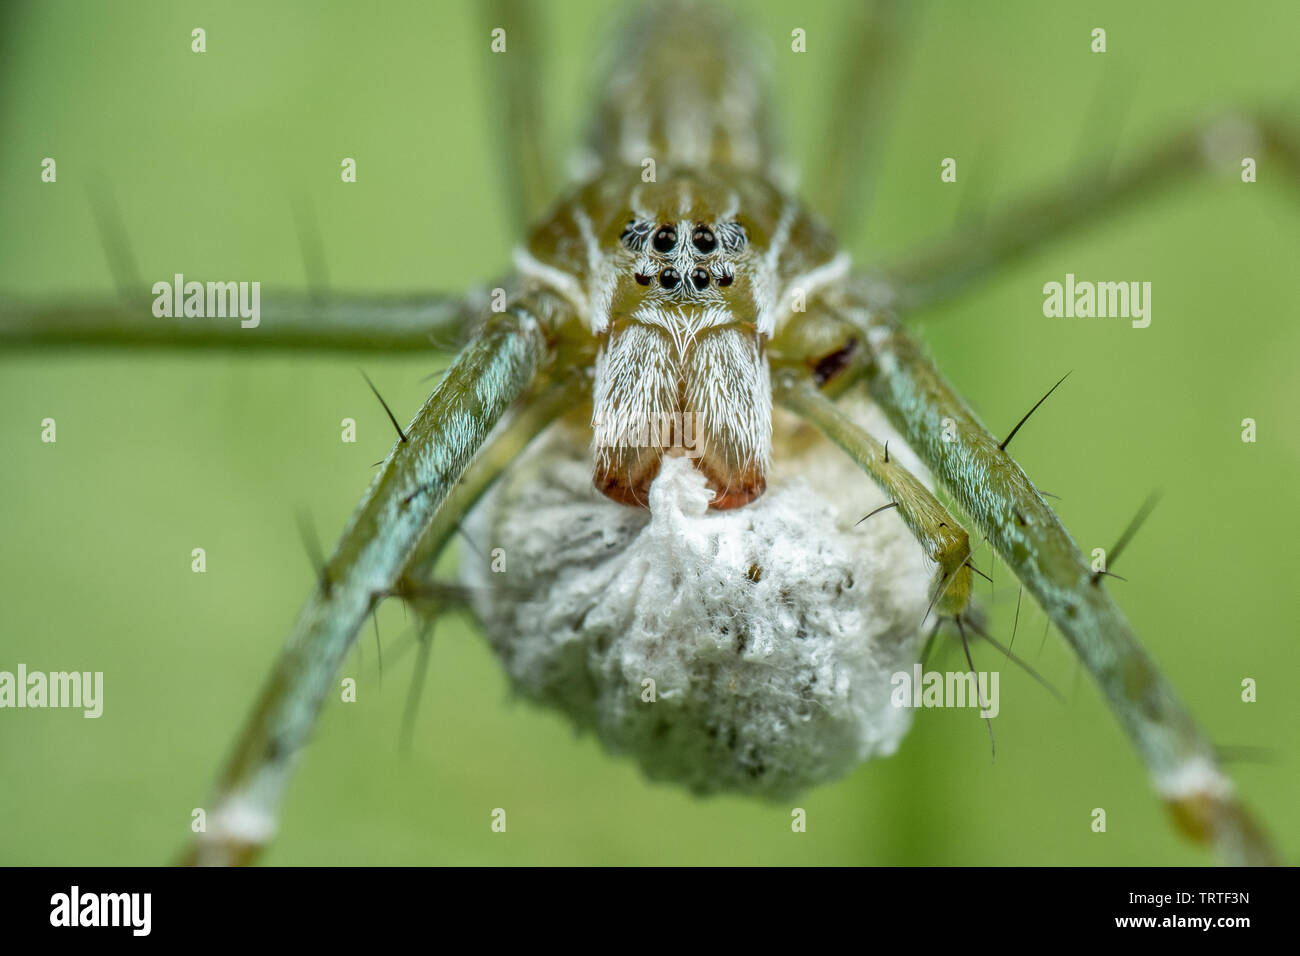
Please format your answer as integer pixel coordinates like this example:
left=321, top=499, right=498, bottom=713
left=869, top=113, right=1300, bottom=313
left=846, top=304, right=1276, bottom=865
left=0, top=291, right=473, bottom=353
left=186, top=303, right=549, bottom=865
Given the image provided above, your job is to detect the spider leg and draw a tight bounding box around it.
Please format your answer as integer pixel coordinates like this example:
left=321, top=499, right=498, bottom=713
left=4, top=186, right=486, bottom=353
left=182, top=295, right=559, bottom=866
left=808, top=0, right=915, bottom=241
left=378, top=369, right=591, bottom=757
left=774, top=367, right=973, bottom=622
left=481, top=0, right=552, bottom=230
left=0, top=289, right=477, bottom=353
left=831, top=296, right=1276, bottom=864
left=865, top=113, right=1300, bottom=313
left=403, top=364, right=590, bottom=579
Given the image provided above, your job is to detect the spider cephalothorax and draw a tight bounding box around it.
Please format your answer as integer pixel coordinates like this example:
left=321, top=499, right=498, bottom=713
left=518, top=168, right=847, bottom=509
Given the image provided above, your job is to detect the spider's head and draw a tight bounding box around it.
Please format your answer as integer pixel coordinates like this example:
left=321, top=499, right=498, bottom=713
left=618, top=218, right=748, bottom=304
left=590, top=185, right=776, bottom=511
left=523, top=172, right=841, bottom=512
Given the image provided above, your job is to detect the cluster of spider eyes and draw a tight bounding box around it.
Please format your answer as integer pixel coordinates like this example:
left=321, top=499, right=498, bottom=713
left=621, top=219, right=746, bottom=292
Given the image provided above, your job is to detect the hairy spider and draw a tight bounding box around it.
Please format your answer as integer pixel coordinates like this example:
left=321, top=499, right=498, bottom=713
left=2, top=0, right=1295, bottom=866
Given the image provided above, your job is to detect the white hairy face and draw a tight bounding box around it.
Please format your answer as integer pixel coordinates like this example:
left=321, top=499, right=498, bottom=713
left=462, top=396, right=933, bottom=797
left=588, top=213, right=776, bottom=510
left=590, top=315, right=773, bottom=510
left=516, top=166, right=849, bottom=512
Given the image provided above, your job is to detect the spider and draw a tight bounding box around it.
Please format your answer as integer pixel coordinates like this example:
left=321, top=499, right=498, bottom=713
left=2, top=0, right=1295, bottom=866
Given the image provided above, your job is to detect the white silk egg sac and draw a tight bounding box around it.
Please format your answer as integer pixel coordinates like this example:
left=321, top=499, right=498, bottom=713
left=462, top=397, right=933, bottom=797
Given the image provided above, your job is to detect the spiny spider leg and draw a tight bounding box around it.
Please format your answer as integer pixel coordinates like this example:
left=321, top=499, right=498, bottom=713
left=183, top=300, right=553, bottom=866
left=835, top=299, right=1276, bottom=865
left=375, top=370, right=593, bottom=757
left=866, top=113, right=1300, bottom=313
left=774, top=367, right=973, bottom=621
left=402, top=365, right=591, bottom=580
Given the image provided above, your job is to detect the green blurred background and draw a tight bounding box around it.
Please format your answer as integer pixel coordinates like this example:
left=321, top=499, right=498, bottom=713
left=1, top=0, right=1296, bottom=865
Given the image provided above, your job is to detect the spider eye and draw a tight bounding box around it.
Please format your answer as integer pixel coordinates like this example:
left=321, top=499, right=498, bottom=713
left=717, top=272, right=734, bottom=287
left=690, top=267, right=710, bottom=290
left=692, top=226, right=717, bottom=254
left=659, top=267, right=681, bottom=290
left=652, top=225, right=677, bottom=254
left=634, top=271, right=652, bottom=286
